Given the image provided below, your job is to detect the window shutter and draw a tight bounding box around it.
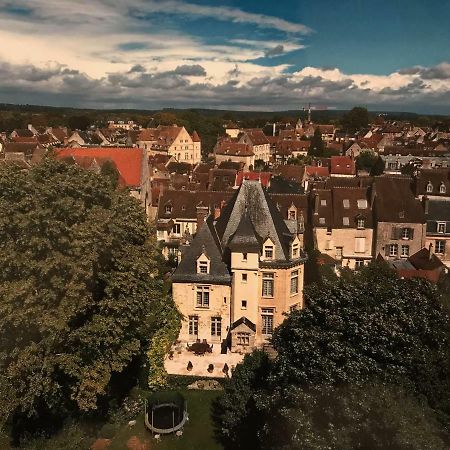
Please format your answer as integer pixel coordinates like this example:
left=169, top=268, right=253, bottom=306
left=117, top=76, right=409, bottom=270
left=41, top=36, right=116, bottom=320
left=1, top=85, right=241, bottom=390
left=409, top=228, right=414, bottom=239
left=385, top=245, right=390, bottom=256
left=391, top=227, right=397, bottom=240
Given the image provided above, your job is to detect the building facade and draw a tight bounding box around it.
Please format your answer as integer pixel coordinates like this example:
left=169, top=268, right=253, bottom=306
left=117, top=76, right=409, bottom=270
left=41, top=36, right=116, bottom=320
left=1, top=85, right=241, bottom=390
left=172, top=180, right=307, bottom=353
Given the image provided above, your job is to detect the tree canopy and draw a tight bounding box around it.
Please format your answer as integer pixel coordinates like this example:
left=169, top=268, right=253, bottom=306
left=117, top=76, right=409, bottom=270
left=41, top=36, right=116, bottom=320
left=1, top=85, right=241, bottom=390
left=341, top=106, right=370, bottom=133
left=308, top=128, right=325, bottom=157
left=215, top=264, right=450, bottom=449
left=0, top=158, right=168, bottom=434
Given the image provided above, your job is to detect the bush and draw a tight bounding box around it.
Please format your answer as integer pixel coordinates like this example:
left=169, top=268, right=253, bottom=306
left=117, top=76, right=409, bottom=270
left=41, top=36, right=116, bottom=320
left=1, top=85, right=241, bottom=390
left=98, top=423, right=117, bottom=440
left=146, top=300, right=181, bottom=390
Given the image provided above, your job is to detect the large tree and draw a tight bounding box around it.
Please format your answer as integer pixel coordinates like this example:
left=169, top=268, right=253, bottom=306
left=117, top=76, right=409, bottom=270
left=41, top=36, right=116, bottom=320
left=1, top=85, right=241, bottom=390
left=215, top=264, right=450, bottom=449
left=308, top=128, right=325, bottom=157
left=341, top=106, right=370, bottom=133
left=0, top=158, right=168, bottom=431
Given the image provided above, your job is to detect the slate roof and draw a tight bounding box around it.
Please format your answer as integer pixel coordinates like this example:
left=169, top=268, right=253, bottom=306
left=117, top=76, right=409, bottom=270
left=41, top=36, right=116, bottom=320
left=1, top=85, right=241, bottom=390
left=425, top=198, right=450, bottom=233
left=414, top=168, right=450, bottom=196
left=230, top=316, right=256, bottom=332
left=215, top=180, right=293, bottom=261
left=228, top=213, right=262, bottom=252
left=172, top=217, right=231, bottom=284
left=374, top=176, right=425, bottom=224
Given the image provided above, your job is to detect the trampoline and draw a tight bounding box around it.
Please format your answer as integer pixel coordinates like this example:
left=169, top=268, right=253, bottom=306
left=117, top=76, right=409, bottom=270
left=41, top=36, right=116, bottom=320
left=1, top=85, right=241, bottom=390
left=144, top=391, right=188, bottom=435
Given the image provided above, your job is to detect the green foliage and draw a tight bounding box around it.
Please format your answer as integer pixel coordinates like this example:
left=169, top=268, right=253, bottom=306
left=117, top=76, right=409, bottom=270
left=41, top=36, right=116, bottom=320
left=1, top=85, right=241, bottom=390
left=100, top=160, right=120, bottom=189
left=214, top=263, right=450, bottom=449
left=308, top=128, right=325, bottom=157
left=146, top=298, right=181, bottom=390
left=341, top=106, right=370, bottom=132
left=261, top=384, right=449, bottom=450
left=67, top=114, right=91, bottom=130
left=273, top=264, right=450, bottom=397
left=98, top=423, right=118, bottom=439
left=355, top=152, right=385, bottom=175
left=20, top=424, right=91, bottom=450
left=0, top=158, right=166, bottom=432
left=213, top=351, right=271, bottom=450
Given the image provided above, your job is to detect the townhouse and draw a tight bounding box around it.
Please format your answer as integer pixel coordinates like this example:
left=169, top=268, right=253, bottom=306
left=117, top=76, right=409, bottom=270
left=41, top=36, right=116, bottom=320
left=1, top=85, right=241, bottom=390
left=172, top=180, right=307, bottom=352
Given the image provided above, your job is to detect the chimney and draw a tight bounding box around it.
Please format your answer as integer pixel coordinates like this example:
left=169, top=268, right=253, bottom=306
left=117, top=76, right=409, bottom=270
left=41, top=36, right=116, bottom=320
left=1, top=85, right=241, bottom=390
left=422, top=195, right=429, bottom=215
left=196, top=204, right=209, bottom=229
left=273, top=122, right=276, bottom=136
left=314, top=194, right=320, bottom=215
left=370, top=182, right=376, bottom=206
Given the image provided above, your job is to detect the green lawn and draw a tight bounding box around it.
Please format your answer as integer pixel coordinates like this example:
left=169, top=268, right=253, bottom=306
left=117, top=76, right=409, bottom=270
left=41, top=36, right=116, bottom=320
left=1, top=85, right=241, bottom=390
left=107, top=390, right=223, bottom=450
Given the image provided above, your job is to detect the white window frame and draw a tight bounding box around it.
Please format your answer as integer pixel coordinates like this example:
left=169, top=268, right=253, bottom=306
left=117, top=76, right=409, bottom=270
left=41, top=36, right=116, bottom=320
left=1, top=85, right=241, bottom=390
left=290, top=270, right=299, bottom=295
left=401, top=245, right=409, bottom=257
left=427, top=182, right=433, bottom=193
left=336, top=247, right=343, bottom=259
left=261, top=308, right=274, bottom=335
left=262, top=272, right=274, bottom=297
left=211, top=317, right=222, bottom=338
left=196, top=286, right=210, bottom=308
left=198, top=260, right=209, bottom=274
left=389, top=244, right=398, bottom=257
left=188, top=315, right=198, bottom=336
left=264, top=245, right=274, bottom=259
left=357, top=218, right=365, bottom=229
left=438, top=222, right=446, bottom=234
left=436, top=240, right=445, bottom=254
left=402, top=228, right=410, bottom=240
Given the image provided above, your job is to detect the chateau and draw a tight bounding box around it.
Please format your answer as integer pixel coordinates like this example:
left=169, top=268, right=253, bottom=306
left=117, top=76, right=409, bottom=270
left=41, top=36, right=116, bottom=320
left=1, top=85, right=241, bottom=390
left=172, top=180, right=307, bottom=353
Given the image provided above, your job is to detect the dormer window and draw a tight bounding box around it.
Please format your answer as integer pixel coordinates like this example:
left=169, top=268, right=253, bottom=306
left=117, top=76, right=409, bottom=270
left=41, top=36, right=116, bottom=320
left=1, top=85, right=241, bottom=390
left=165, top=204, right=172, bottom=214
left=264, top=246, right=274, bottom=259
left=198, top=261, right=208, bottom=274
left=357, top=218, right=365, bottom=229
left=292, top=243, right=299, bottom=258
left=440, top=183, right=446, bottom=194
left=438, top=222, right=446, bottom=234
left=197, top=254, right=210, bottom=274
left=288, top=209, right=297, bottom=220
left=427, top=182, right=433, bottom=193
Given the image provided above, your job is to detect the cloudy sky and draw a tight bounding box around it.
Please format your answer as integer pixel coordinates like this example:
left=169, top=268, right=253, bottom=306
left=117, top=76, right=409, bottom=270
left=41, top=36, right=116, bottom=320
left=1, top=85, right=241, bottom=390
left=0, top=0, right=449, bottom=113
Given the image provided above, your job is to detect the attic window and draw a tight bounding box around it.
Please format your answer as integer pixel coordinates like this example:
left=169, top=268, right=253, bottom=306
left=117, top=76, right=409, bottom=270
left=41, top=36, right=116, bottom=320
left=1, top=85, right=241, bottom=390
left=357, top=199, right=368, bottom=209
left=440, top=183, right=446, bottom=194
left=343, top=199, right=350, bottom=209
left=264, top=246, right=274, bottom=259
left=181, top=205, right=186, bottom=211
left=320, top=199, right=327, bottom=206
left=165, top=205, right=172, bottom=214
left=319, top=217, right=326, bottom=225
left=427, top=182, right=433, bottom=193
left=197, top=258, right=210, bottom=274
left=343, top=217, right=350, bottom=226
left=357, top=218, right=365, bottom=229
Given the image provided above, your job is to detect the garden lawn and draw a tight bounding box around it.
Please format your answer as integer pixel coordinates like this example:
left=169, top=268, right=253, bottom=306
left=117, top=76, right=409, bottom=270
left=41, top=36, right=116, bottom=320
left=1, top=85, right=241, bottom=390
left=107, top=389, right=223, bottom=450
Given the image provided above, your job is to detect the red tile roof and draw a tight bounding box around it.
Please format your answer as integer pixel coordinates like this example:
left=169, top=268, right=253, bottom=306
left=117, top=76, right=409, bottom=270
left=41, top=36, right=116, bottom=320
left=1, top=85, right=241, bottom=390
left=57, top=147, right=144, bottom=187
left=330, top=156, right=356, bottom=175
left=305, top=166, right=330, bottom=177
left=236, top=171, right=271, bottom=187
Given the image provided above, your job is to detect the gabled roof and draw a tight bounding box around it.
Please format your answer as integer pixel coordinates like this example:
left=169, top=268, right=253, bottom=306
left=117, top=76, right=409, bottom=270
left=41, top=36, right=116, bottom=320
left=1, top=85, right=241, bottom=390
left=215, top=180, right=293, bottom=260
left=57, top=147, right=144, bottom=187
left=330, top=156, right=356, bottom=175
left=172, top=218, right=231, bottom=284
left=230, top=316, right=256, bottom=332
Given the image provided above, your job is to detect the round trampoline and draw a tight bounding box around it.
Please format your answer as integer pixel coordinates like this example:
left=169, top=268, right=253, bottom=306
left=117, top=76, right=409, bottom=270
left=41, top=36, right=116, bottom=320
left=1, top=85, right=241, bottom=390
left=144, top=391, right=188, bottom=435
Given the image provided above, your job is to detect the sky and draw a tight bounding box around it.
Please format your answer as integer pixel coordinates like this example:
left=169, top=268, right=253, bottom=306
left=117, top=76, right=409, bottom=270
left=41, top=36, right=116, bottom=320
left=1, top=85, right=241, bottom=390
left=0, top=0, right=449, bottom=113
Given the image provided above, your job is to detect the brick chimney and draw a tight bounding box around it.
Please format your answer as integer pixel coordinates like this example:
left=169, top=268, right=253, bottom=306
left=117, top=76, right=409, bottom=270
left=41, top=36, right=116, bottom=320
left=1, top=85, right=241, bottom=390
left=196, top=204, right=209, bottom=230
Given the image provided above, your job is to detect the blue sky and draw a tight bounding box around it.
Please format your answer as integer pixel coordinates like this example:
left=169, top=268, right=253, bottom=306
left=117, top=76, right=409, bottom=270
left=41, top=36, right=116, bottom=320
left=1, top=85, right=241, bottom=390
left=0, top=0, right=449, bottom=113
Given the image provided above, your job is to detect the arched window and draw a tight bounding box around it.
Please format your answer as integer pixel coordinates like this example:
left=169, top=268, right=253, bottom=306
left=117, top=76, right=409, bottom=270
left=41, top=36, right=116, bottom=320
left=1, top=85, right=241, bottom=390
left=426, top=182, right=433, bottom=193
left=440, top=183, right=446, bottom=194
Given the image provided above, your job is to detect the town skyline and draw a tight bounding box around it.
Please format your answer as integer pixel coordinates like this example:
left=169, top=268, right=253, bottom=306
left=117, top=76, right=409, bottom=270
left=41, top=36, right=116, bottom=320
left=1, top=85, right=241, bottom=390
left=0, top=0, right=449, bottom=113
